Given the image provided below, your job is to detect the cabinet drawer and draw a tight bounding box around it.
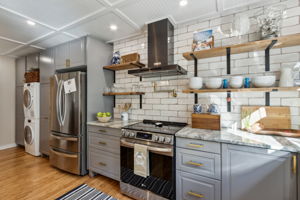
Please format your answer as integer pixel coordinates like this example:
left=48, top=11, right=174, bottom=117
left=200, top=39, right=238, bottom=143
left=89, top=149, right=120, bottom=180
left=87, top=125, right=120, bottom=137
left=177, top=171, right=221, bottom=200
left=176, top=138, right=220, bottom=154
left=88, top=132, right=120, bottom=154
left=177, top=148, right=221, bottom=180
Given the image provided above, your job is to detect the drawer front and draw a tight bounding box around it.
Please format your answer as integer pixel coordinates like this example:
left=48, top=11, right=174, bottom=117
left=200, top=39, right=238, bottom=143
left=87, top=125, right=120, bottom=137
left=89, top=132, right=120, bottom=154
left=89, top=149, right=120, bottom=180
left=177, top=148, right=221, bottom=180
left=49, top=133, right=79, bottom=153
left=177, top=171, right=221, bottom=200
left=176, top=138, right=220, bottom=154
left=49, top=149, right=80, bottom=174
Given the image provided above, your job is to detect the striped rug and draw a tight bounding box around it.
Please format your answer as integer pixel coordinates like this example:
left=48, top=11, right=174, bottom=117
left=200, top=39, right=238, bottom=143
left=56, top=184, right=118, bottom=200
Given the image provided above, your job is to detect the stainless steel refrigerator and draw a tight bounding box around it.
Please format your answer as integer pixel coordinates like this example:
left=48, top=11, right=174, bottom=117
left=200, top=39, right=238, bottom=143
left=49, top=71, right=87, bottom=175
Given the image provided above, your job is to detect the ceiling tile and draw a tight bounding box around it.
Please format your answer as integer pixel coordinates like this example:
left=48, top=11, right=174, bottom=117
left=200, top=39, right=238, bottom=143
left=0, top=39, right=20, bottom=54
left=222, top=0, right=262, bottom=11
left=0, top=0, right=106, bottom=28
left=0, top=9, right=52, bottom=43
left=34, top=33, right=74, bottom=48
left=65, top=12, right=136, bottom=41
left=118, top=0, right=218, bottom=26
left=9, top=46, right=40, bottom=57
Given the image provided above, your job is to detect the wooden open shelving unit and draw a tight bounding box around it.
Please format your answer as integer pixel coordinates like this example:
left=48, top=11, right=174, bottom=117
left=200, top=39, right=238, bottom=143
left=103, top=92, right=145, bottom=96
left=183, top=33, right=300, bottom=60
left=183, top=87, right=300, bottom=94
left=103, top=61, right=145, bottom=71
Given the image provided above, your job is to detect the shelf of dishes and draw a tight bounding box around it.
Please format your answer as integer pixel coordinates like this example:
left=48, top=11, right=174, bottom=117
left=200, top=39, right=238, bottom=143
left=182, top=33, right=300, bottom=60
left=185, top=76, right=300, bottom=93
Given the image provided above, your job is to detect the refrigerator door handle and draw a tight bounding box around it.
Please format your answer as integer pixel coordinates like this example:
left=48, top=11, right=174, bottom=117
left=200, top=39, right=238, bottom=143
left=56, top=79, right=62, bottom=126
left=61, top=82, right=67, bottom=126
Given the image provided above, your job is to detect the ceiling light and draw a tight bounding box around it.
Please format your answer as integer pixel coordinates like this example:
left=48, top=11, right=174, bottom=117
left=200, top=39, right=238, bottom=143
left=26, top=20, right=36, bottom=26
left=110, top=24, right=118, bottom=31
left=179, top=0, right=188, bottom=6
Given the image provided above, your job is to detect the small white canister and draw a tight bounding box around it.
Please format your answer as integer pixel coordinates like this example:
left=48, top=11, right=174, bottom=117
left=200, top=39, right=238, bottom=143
left=121, top=112, right=129, bottom=121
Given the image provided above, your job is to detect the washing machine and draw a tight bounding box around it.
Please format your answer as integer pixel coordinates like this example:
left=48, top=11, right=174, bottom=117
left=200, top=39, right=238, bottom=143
left=24, top=118, right=40, bottom=156
left=23, top=82, right=40, bottom=118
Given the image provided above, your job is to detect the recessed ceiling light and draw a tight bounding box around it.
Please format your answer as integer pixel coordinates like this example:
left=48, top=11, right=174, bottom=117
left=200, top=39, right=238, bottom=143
left=179, top=0, right=188, bottom=6
left=26, top=20, right=36, bottom=26
left=110, top=24, right=118, bottom=31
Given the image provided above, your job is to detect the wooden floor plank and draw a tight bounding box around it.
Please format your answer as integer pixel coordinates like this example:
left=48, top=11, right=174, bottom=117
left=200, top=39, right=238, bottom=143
left=0, top=147, right=132, bottom=200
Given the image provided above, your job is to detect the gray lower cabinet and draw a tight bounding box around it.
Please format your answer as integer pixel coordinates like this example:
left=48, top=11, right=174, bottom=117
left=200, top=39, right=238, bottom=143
left=40, top=118, right=49, bottom=155
left=40, top=83, right=50, bottom=155
left=15, top=86, right=24, bottom=145
left=222, top=144, right=297, bottom=200
left=87, top=125, right=120, bottom=181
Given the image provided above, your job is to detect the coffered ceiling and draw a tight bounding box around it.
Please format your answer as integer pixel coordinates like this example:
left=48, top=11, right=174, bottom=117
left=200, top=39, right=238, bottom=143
left=0, top=0, right=270, bottom=57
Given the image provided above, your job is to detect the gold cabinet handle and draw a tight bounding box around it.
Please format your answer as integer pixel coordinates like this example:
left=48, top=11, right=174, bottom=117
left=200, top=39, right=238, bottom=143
left=98, top=162, right=106, bottom=166
left=98, top=141, right=107, bottom=145
left=292, top=155, right=297, bottom=174
left=187, top=143, right=203, bottom=148
left=98, top=129, right=107, bottom=133
left=186, top=161, right=203, bottom=167
left=188, top=191, right=204, bottom=198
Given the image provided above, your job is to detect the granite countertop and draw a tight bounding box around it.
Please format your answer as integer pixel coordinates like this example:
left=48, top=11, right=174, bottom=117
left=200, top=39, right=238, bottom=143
left=87, top=119, right=140, bottom=129
left=176, top=126, right=300, bottom=153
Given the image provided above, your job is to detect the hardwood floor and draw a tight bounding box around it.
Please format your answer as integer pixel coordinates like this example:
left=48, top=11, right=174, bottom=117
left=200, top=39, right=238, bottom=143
left=0, top=147, right=133, bottom=200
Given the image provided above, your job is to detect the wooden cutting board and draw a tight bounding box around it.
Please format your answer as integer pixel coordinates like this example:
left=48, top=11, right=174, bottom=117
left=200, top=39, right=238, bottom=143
left=192, top=113, right=221, bottom=130
left=241, top=106, right=291, bottom=130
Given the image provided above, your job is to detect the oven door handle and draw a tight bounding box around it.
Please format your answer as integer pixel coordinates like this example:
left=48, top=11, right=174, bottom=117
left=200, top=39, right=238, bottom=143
left=120, top=138, right=172, bottom=153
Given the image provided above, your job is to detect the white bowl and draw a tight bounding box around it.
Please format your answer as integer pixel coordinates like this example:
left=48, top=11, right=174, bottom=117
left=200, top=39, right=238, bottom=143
left=205, top=78, right=223, bottom=89
left=230, top=76, right=244, bottom=88
left=97, top=116, right=112, bottom=123
left=252, top=76, right=276, bottom=88
left=189, top=77, right=203, bottom=89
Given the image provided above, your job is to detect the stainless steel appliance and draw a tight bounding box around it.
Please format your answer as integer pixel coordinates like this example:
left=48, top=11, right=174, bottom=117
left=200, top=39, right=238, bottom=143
left=120, top=120, right=187, bottom=200
left=49, top=71, right=87, bottom=175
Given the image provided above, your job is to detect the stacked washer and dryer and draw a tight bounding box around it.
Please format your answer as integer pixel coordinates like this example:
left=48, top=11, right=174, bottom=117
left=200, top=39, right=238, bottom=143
left=23, top=83, right=40, bottom=156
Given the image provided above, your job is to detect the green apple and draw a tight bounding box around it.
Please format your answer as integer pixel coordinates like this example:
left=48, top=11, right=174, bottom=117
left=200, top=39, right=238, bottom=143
left=97, top=112, right=103, bottom=117
left=102, top=113, right=107, bottom=117
left=106, top=112, right=111, bottom=117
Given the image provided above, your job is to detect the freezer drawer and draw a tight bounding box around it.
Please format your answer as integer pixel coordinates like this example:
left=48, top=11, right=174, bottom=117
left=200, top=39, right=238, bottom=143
left=49, top=133, right=79, bottom=152
left=49, top=148, right=80, bottom=174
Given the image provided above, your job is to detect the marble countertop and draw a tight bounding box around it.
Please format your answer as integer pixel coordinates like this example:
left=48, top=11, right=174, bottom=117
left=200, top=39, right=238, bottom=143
left=87, top=119, right=140, bottom=129
left=176, top=126, right=300, bottom=153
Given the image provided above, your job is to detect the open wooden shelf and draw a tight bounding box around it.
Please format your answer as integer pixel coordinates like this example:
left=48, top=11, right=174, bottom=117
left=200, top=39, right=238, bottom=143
left=103, top=61, right=145, bottom=71
left=103, top=92, right=145, bottom=96
left=183, top=33, right=300, bottom=60
left=183, top=87, right=300, bottom=94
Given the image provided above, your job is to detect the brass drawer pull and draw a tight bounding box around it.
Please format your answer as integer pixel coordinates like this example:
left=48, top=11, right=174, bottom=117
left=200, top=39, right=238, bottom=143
left=98, top=129, right=107, bottom=133
left=292, top=155, right=297, bottom=174
left=186, top=161, right=203, bottom=167
left=188, top=191, right=204, bottom=198
left=98, top=162, right=106, bottom=166
left=98, top=141, right=107, bottom=145
left=187, top=143, right=203, bottom=148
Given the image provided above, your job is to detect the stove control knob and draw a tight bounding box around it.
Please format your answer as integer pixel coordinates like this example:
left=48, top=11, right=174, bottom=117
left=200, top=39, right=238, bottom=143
left=130, top=132, right=135, bottom=138
left=164, top=137, right=171, bottom=144
left=125, top=131, right=130, bottom=137
left=153, top=135, right=159, bottom=142
left=158, top=136, right=165, bottom=143
left=121, top=130, right=126, bottom=136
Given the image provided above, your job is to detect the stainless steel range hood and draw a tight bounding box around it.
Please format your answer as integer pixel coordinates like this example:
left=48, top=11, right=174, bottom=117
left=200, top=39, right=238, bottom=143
left=128, top=19, right=187, bottom=78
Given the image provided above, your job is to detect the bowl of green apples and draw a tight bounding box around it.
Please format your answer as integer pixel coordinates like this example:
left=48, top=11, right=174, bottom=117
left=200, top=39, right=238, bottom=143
left=97, top=112, right=112, bottom=123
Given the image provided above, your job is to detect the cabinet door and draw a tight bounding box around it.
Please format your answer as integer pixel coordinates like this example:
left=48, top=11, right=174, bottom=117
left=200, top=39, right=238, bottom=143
left=16, top=86, right=24, bottom=145
left=26, top=53, right=39, bottom=69
left=69, top=38, right=86, bottom=67
left=54, top=43, right=69, bottom=69
left=40, top=49, right=55, bottom=84
left=40, top=83, right=50, bottom=117
left=40, top=118, right=50, bottom=155
left=222, top=144, right=297, bottom=200
left=16, top=57, right=25, bottom=86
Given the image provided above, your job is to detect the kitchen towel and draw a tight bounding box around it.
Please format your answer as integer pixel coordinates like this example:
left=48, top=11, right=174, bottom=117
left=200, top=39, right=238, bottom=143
left=134, top=143, right=149, bottom=178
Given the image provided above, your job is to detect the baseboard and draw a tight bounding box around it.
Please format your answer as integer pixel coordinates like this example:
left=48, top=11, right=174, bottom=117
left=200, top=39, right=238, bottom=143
left=0, top=143, right=17, bottom=150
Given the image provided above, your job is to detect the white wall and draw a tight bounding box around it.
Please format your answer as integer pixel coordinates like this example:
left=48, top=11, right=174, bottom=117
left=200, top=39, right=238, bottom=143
left=112, top=0, right=300, bottom=129
left=0, top=56, right=16, bottom=149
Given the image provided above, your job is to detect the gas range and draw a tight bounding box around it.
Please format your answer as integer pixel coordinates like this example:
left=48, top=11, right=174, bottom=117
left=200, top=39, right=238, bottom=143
left=121, top=120, right=187, bottom=145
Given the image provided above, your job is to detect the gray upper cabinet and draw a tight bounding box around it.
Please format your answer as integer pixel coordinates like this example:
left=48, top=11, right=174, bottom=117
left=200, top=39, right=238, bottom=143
left=26, top=53, right=39, bottom=70
left=222, top=144, right=297, bottom=200
left=54, top=37, right=86, bottom=70
left=16, top=57, right=25, bottom=86
left=40, top=83, right=50, bottom=155
left=40, top=49, right=55, bottom=84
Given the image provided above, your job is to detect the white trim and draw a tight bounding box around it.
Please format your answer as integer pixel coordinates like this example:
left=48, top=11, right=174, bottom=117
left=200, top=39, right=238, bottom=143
left=0, top=143, right=17, bottom=150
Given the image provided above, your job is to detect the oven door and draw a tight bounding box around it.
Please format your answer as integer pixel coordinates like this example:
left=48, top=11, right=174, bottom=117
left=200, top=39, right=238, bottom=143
left=120, top=138, right=175, bottom=200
